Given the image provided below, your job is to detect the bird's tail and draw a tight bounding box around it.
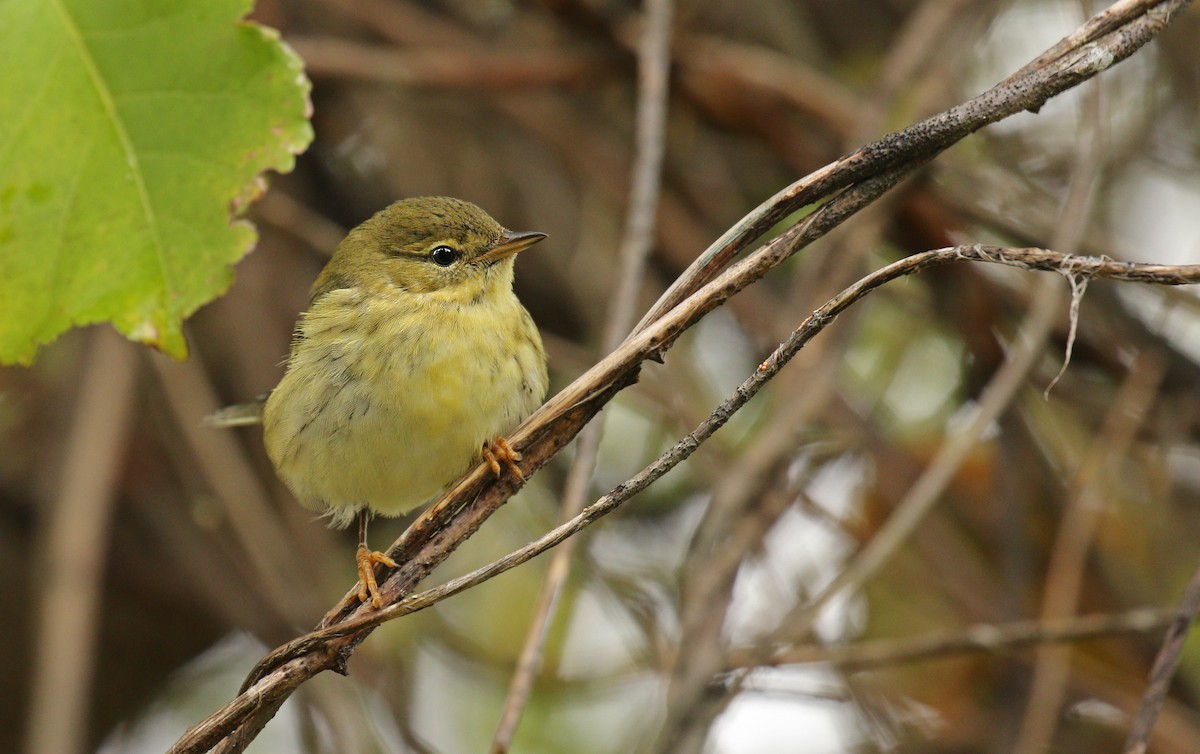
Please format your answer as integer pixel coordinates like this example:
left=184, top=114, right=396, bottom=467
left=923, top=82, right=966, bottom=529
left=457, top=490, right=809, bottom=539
left=203, top=392, right=270, bottom=427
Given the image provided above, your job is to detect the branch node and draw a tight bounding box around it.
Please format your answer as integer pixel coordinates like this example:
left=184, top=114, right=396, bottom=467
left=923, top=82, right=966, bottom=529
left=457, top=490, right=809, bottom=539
left=333, top=647, right=352, bottom=676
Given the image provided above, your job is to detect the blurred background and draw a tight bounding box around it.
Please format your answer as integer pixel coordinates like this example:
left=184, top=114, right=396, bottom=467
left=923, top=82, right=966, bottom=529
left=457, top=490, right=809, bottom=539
left=7, top=0, right=1200, bottom=752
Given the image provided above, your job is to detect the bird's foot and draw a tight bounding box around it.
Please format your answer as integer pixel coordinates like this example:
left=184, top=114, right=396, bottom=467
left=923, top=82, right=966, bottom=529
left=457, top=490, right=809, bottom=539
left=483, top=437, right=525, bottom=482
left=356, top=544, right=398, bottom=608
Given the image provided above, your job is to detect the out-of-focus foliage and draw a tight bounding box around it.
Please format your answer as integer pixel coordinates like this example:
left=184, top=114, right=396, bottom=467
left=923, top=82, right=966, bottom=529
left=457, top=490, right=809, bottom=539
left=6, top=1, right=1200, bottom=753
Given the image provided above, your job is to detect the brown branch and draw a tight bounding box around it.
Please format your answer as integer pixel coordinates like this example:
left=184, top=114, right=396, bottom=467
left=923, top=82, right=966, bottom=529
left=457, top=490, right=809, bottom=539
left=489, top=1, right=675, bottom=751
left=1016, top=352, right=1165, bottom=753
left=727, top=607, right=1175, bottom=672
left=25, top=330, right=137, bottom=754
left=632, top=0, right=1188, bottom=334
left=151, top=352, right=319, bottom=628
left=167, top=0, right=1195, bottom=747
left=292, top=36, right=614, bottom=89
left=653, top=5, right=983, bottom=745
left=1123, top=564, right=1200, bottom=754
left=169, top=243, right=1200, bottom=754
left=267, top=250, right=1200, bottom=647
left=1012, top=54, right=1110, bottom=751
left=672, top=30, right=866, bottom=135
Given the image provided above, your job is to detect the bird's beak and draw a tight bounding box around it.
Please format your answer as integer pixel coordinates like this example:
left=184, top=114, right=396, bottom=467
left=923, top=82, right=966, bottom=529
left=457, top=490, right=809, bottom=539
left=477, top=230, right=548, bottom=263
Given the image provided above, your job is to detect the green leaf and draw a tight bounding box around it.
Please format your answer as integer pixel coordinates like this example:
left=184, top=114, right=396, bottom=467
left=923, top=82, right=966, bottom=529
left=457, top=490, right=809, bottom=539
left=0, top=0, right=312, bottom=364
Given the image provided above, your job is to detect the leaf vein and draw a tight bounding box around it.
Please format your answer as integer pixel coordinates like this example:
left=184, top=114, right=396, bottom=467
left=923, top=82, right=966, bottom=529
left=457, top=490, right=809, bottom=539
left=47, top=0, right=175, bottom=310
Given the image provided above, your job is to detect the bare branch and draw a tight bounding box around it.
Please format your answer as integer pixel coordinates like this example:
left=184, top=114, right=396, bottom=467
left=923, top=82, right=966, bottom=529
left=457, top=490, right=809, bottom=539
left=490, top=1, right=675, bottom=750
left=293, top=36, right=613, bottom=89
left=167, top=0, right=1196, bottom=747
left=1017, top=352, right=1165, bottom=754
left=729, top=607, right=1175, bottom=672
left=1123, top=564, right=1200, bottom=754
left=26, top=330, right=137, bottom=754
left=168, top=243, right=1200, bottom=754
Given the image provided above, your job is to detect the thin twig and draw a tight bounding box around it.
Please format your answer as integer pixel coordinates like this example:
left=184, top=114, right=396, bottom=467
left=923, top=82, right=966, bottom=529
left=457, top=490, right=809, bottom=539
left=1013, top=46, right=1110, bottom=752
left=297, top=251, right=1200, bottom=646
left=653, top=3, right=985, bottom=739
left=656, top=363, right=839, bottom=753
left=1016, top=352, right=1164, bottom=754
left=168, top=1, right=1194, bottom=746
left=253, top=190, right=346, bottom=258
left=168, top=245, right=1200, bottom=754
left=671, top=30, right=865, bottom=134
left=632, top=0, right=1185, bottom=335
left=767, top=28, right=1121, bottom=663
left=151, top=352, right=320, bottom=627
left=25, top=329, right=138, bottom=754
left=296, top=252, right=1200, bottom=642
left=1123, top=564, right=1200, bottom=753
left=767, top=271, right=1062, bottom=646
left=729, top=607, right=1175, bottom=672
left=292, top=36, right=613, bottom=89
left=488, top=2, right=674, bottom=751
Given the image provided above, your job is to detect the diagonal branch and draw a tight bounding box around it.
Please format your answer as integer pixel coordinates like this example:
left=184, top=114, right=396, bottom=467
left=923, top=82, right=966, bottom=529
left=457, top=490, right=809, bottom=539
left=172, top=243, right=1200, bottom=754
left=266, top=248, right=1200, bottom=648
left=1123, top=562, right=1200, bottom=754
left=167, top=0, right=1195, bottom=748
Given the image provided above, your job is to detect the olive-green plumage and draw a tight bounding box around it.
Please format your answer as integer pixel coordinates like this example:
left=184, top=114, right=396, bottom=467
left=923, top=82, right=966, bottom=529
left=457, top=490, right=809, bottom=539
left=260, top=196, right=549, bottom=527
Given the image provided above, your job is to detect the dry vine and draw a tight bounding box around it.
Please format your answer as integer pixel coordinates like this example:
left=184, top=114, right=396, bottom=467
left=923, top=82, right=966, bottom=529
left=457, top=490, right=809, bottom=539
left=168, top=2, right=1196, bottom=752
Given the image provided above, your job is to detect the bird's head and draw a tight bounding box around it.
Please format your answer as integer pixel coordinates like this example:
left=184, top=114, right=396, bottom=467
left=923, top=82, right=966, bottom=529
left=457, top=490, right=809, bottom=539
left=311, top=196, right=545, bottom=302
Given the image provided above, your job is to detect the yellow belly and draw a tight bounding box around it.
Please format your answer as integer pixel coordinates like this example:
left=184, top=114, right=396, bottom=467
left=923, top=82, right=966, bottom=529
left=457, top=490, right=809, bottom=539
left=263, top=284, right=547, bottom=527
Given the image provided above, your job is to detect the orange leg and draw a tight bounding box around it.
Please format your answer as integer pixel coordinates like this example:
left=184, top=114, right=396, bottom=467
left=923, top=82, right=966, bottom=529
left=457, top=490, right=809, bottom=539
left=355, top=510, right=398, bottom=608
left=482, top=436, right=525, bottom=482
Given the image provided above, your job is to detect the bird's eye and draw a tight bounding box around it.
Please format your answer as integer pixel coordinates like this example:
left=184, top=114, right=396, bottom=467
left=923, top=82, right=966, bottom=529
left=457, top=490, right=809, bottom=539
left=429, top=245, right=460, bottom=267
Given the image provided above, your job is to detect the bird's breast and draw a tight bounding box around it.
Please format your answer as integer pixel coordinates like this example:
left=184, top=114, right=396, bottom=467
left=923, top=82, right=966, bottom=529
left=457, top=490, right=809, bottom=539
left=263, top=285, right=548, bottom=520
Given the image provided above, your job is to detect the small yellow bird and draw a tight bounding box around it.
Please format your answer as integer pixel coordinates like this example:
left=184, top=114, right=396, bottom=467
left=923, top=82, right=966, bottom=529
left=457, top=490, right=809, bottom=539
left=210, top=196, right=549, bottom=608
